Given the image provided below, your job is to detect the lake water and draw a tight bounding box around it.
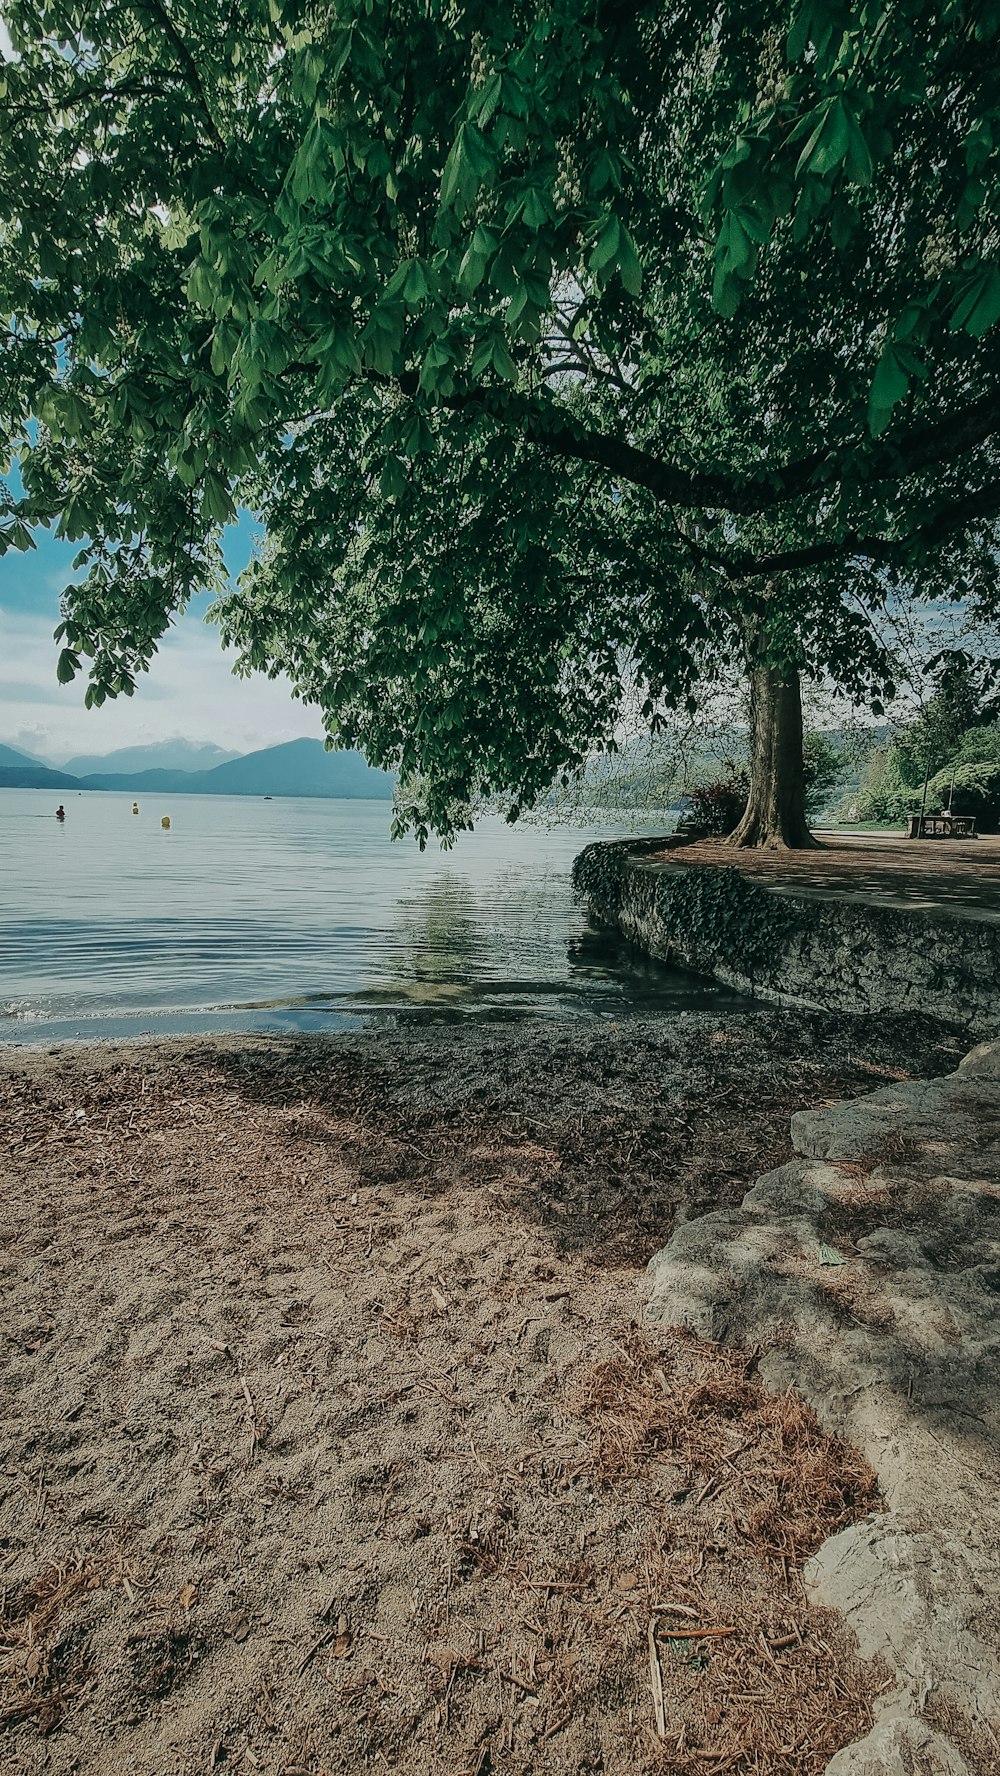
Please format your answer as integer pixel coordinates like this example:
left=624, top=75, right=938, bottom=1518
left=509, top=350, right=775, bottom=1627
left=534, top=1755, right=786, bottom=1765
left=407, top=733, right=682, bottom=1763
left=0, top=790, right=744, bottom=1041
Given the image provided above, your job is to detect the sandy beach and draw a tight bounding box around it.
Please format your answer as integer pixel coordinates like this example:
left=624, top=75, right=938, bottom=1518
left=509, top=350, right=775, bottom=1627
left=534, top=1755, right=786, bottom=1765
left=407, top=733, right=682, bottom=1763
left=0, top=1011, right=962, bottom=1774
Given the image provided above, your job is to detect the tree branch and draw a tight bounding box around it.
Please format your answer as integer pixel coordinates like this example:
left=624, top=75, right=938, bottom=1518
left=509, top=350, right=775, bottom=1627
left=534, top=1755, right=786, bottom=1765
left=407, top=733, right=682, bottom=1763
left=384, top=367, right=1000, bottom=517
left=696, top=477, right=1000, bottom=580
left=138, top=0, right=228, bottom=156
left=526, top=387, right=1000, bottom=515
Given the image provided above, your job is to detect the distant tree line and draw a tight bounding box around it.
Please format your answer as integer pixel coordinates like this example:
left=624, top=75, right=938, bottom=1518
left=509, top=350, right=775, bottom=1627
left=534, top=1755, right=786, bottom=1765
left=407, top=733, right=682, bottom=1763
left=854, top=657, right=1000, bottom=830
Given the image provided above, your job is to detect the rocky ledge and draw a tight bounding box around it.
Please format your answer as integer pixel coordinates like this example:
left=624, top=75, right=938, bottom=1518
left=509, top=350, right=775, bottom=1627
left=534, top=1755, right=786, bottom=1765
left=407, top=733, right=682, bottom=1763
left=645, top=1042, right=1000, bottom=1773
left=573, top=837, right=1000, bottom=1032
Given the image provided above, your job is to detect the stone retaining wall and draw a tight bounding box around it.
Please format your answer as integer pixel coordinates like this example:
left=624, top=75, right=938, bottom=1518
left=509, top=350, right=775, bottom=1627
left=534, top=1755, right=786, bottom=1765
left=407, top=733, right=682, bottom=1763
left=573, top=838, right=1000, bottom=1033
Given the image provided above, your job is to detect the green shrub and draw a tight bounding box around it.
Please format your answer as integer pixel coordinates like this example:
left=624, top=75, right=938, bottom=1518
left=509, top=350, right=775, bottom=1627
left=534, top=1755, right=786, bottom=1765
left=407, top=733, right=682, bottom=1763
left=852, top=743, right=920, bottom=824
left=953, top=721, right=1000, bottom=767
left=802, top=733, right=847, bottom=820
left=677, top=772, right=749, bottom=837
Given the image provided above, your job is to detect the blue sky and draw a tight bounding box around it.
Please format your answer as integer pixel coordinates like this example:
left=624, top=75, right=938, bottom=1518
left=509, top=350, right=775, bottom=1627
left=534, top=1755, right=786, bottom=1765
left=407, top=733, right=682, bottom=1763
left=0, top=517, right=325, bottom=763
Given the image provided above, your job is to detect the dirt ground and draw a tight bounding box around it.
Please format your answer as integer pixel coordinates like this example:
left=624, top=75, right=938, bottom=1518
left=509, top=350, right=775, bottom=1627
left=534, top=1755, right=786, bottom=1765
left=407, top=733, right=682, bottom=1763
left=646, top=830, right=1000, bottom=918
left=0, top=1012, right=961, bottom=1775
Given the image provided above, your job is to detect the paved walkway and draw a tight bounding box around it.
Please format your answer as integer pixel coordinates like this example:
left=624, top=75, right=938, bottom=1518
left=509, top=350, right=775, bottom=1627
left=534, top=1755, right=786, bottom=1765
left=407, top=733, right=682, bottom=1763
left=641, top=830, right=1000, bottom=923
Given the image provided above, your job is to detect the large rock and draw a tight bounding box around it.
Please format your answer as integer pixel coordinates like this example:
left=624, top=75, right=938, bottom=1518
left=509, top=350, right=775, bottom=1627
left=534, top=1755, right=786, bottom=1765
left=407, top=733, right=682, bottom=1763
left=807, top=1522, right=1000, bottom=1723
left=645, top=1045, right=1000, bottom=1773
left=823, top=1712, right=975, bottom=1776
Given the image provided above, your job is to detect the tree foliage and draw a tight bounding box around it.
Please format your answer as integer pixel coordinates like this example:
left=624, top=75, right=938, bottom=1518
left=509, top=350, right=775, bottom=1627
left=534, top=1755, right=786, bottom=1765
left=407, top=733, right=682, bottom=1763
left=3, top=1, right=1000, bottom=833
left=928, top=755, right=1000, bottom=827
left=855, top=652, right=997, bottom=819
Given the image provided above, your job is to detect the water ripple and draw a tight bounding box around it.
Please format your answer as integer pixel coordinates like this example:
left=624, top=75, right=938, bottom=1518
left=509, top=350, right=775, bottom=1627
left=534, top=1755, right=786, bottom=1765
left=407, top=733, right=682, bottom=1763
left=0, top=790, right=743, bottom=1039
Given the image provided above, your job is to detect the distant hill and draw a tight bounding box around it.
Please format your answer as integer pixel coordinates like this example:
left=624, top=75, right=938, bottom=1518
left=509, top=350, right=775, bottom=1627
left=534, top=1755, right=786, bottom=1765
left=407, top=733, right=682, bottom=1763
left=77, top=766, right=202, bottom=792
left=62, top=739, right=240, bottom=777
left=199, top=739, right=394, bottom=798
left=0, top=764, right=84, bottom=790
left=0, top=742, right=47, bottom=770
left=79, top=738, right=395, bottom=800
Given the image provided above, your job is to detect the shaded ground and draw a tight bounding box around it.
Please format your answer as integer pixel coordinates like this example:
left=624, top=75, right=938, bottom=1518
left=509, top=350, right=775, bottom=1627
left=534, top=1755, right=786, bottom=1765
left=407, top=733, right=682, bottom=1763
left=642, top=831, right=1000, bottom=922
left=0, top=1012, right=960, bottom=1774
left=645, top=1048, right=1000, bottom=1774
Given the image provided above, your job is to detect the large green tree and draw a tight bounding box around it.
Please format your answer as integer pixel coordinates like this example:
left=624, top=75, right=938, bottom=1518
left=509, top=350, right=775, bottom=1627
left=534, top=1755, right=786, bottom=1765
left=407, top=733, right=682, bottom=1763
left=3, top=0, right=1000, bottom=842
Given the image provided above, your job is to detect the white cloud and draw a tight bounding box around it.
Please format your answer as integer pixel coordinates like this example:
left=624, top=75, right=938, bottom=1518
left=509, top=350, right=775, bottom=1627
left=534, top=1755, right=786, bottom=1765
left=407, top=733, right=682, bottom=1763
left=0, top=606, right=326, bottom=763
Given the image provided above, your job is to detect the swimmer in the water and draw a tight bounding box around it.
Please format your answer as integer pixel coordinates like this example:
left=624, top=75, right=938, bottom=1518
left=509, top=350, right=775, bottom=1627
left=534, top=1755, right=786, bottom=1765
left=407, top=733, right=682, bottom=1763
left=55, top=805, right=65, bottom=821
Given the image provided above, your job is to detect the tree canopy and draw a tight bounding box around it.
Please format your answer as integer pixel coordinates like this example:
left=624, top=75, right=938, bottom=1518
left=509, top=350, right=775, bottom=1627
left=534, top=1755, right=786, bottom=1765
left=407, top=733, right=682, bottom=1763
left=3, top=0, right=1000, bottom=834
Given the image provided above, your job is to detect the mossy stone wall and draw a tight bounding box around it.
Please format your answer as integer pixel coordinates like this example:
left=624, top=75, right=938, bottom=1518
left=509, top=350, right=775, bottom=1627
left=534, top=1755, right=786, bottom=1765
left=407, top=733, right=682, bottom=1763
left=573, top=839, right=1000, bottom=1033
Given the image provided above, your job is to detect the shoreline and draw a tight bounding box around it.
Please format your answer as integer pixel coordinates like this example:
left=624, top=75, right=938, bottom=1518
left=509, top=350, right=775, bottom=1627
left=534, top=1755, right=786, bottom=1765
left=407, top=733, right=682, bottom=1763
left=1, top=1009, right=963, bottom=1265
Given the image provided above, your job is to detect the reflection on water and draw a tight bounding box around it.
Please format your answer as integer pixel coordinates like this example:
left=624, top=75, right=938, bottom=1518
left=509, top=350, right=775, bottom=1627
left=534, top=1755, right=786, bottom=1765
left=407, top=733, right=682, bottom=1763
left=388, top=872, right=481, bottom=993
left=0, top=790, right=745, bottom=1040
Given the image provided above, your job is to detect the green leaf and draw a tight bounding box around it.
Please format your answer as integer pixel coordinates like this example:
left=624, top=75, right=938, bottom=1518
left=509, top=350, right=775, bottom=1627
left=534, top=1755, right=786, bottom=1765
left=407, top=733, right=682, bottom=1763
left=787, top=3, right=814, bottom=60
left=56, top=647, right=80, bottom=685
left=712, top=211, right=757, bottom=314
left=491, top=338, right=518, bottom=380
left=489, top=247, right=520, bottom=298
left=893, top=302, right=926, bottom=343
left=418, top=340, right=456, bottom=395
left=951, top=267, right=1000, bottom=338
left=844, top=111, right=873, bottom=186
left=457, top=245, right=488, bottom=293
left=520, top=187, right=550, bottom=230
left=816, top=1242, right=846, bottom=1267
left=440, top=120, right=493, bottom=213
left=506, top=284, right=529, bottom=325
left=796, top=99, right=851, bottom=179
left=617, top=226, right=642, bottom=296
left=211, top=322, right=240, bottom=376
left=201, top=472, right=235, bottom=526
left=439, top=129, right=466, bottom=209
left=291, top=118, right=331, bottom=205
left=458, top=224, right=499, bottom=294
left=187, top=259, right=218, bottom=309
left=589, top=147, right=620, bottom=194
left=469, top=334, right=495, bottom=378
left=718, top=211, right=754, bottom=270
left=379, top=456, right=406, bottom=498
left=475, top=72, right=502, bottom=125
left=868, top=342, right=911, bottom=435
left=403, top=260, right=429, bottom=303
left=0, top=520, right=33, bottom=554
left=589, top=215, right=621, bottom=272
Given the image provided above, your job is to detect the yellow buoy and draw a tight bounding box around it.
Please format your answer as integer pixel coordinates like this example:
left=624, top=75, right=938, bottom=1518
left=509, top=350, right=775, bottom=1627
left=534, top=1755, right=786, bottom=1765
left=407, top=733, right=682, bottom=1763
left=132, top=802, right=139, bottom=815
left=161, top=815, right=171, bottom=829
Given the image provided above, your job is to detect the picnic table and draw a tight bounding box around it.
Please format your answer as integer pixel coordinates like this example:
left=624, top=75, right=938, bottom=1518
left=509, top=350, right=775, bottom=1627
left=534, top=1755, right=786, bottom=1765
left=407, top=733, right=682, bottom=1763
left=906, top=812, right=977, bottom=839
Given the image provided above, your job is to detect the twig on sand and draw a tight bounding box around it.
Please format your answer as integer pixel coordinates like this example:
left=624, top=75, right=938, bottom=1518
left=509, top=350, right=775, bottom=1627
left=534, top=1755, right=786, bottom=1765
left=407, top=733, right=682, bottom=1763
left=297, top=1630, right=334, bottom=1675
left=659, top=1626, right=737, bottom=1640
left=648, top=1619, right=666, bottom=1739
left=223, top=1344, right=263, bottom=1460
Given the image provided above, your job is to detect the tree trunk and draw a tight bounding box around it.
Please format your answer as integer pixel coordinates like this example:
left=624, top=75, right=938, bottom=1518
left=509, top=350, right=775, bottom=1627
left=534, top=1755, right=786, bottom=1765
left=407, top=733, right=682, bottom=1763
left=727, top=662, right=819, bottom=849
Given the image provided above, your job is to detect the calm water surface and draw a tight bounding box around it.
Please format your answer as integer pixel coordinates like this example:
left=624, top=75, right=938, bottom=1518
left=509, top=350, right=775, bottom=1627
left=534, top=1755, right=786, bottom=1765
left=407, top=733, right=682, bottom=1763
left=0, top=790, right=743, bottom=1040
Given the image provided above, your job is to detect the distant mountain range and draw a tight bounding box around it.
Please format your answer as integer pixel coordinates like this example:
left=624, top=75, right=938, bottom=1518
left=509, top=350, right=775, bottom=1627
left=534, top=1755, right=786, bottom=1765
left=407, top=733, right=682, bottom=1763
left=62, top=739, right=241, bottom=777
left=0, top=755, right=83, bottom=790
left=0, top=737, right=396, bottom=800
left=0, top=742, right=48, bottom=770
